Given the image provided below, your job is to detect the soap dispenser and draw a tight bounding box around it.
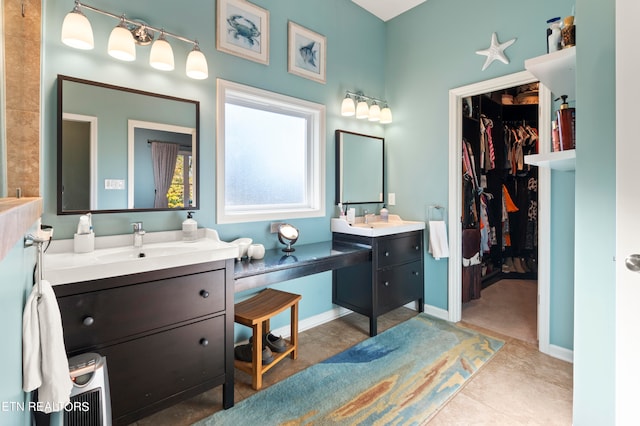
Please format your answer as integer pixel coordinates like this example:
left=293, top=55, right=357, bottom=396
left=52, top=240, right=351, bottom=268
left=182, top=211, right=198, bottom=242
left=380, top=205, right=389, bottom=222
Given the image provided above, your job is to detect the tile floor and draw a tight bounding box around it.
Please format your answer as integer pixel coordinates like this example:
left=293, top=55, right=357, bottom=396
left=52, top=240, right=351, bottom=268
left=132, top=305, right=573, bottom=425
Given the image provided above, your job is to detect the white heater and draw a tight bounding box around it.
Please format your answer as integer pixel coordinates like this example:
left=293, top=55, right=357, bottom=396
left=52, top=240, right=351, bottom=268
left=64, top=353, right=112, bottom=426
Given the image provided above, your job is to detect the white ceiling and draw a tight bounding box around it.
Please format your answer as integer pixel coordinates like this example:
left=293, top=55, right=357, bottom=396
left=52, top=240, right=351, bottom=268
left=351, top=0, right=427, bottom=22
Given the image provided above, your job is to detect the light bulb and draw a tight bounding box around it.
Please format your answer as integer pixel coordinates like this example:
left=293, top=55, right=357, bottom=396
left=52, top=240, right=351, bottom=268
left=108, top=18, right=136, bottom=61
left=149, top=32, right=174, bottom=71
left=356, top=100, right=369, bottom=120
left=380, top=106, right=393, bottom=124
left=368, top=103, right=381, bottom=122
left=186, top=44, right=208, bottom=79
left=341, top=96, right=355, bottom=116
left=61, top=6, right=94, bottom=50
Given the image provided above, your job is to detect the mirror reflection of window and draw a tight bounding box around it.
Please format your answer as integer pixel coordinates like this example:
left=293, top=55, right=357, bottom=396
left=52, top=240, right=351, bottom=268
left=168, top=151, right=193, bottom=208
left=128, top=120, right=196, bottom=209
left=58, top=75, right=199, bottom=214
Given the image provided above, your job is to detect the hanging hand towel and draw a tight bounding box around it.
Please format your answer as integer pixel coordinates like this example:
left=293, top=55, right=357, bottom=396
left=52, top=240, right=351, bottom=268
left=23, top=280, right=73, bottom=413
left=428, top=221, right=450, bottom=260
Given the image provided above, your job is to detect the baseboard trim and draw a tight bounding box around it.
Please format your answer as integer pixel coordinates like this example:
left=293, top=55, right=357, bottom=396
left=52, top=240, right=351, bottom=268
left=424, top=304, right=449, bottom=321
left=272, top=303, right=450, bottom=339
left=271, top=306, right=352, bottom=338
left=546, top=344, right=574, bottom=363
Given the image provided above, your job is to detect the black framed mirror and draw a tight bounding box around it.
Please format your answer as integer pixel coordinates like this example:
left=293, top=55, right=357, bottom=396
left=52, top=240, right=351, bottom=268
left=335, top=129, right=384, bottom=205
left=57, top=75, right=200, bottom=214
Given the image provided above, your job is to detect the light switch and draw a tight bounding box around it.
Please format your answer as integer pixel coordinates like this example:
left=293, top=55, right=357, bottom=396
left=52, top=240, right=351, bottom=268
left=388, top=193, right=396, bottom=205
left=104, top=179, right=125, bottom=190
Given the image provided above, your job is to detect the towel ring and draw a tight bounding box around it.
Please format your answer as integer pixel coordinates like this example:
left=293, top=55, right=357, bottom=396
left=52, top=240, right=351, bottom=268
left=427, top=205, right=446, bottom=222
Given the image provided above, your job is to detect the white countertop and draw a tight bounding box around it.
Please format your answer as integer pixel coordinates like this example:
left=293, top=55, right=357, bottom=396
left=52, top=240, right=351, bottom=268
left=44, top=228, right=239, bottom=285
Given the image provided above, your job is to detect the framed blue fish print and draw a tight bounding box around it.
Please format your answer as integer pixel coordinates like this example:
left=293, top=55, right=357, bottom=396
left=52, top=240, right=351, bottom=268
left=288, top=21, right=326, bottom=84
left=217, top=0, right=269, bottom=65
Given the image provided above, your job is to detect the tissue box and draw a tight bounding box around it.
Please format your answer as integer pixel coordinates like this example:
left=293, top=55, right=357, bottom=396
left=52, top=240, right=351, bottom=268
left=74, top=232, right=95, bottom=253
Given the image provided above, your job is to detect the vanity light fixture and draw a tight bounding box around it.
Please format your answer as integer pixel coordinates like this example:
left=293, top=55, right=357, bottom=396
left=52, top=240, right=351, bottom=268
left=341, top=93, right=356, bottom=117
left=186, top=42, right=209, bottom=80
left=61, top=3, right=94, bottom=50
left=340, top=91, right=393, bottom=124
left=368, top=102, right=381, bottom=122
left=149, top=30, right=174, bottom=71
left=61, top=0, right=209, bottom=79
left=107, top=16, right=136, bottom=61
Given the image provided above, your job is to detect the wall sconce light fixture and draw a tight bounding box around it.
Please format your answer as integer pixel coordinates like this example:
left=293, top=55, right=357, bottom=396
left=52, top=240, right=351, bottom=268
left=61, top=1, right=209, bottom=80
left=340, top=91, right=392, bottom=124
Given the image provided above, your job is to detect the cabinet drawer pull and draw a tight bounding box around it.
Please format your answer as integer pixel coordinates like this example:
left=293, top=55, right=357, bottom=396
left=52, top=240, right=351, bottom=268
left=415, top=245, right=420, bottom=251
left=200, top=338, right=209, bottom=347
left=82, top=316, right=94, bottom=327
left=384, top=251, right=390, bottom=257
left=384, top=281, right=390, bottom=287
left=200, top=290, right=210, bottom=298
left=413, top=271, right=420, bottom=276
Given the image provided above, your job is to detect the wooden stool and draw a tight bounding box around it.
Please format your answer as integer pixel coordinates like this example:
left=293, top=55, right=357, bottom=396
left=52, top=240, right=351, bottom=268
left=234, top=288, right=302, bottom=390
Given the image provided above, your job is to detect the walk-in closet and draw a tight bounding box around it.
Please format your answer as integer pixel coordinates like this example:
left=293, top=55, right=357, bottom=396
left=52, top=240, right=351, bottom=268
left=460, top=82, right=539, bottom=344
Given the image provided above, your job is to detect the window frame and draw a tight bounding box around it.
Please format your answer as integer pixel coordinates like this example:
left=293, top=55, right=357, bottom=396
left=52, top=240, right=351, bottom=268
left=216, top=79, right=326, bottom=224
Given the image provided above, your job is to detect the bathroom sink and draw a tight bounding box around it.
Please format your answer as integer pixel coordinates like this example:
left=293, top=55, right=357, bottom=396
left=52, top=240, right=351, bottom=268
left=44, top=229, right=239, bottom=285
left=331, top=215, right=425, bottom=237
left=95, top=245, right=196, bottom=262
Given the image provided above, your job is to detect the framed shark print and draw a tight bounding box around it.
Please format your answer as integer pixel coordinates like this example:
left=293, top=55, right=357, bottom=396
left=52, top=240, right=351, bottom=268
left=287, top=21, right=326, bottom=84
left=217, top=0, right=269, bottom=65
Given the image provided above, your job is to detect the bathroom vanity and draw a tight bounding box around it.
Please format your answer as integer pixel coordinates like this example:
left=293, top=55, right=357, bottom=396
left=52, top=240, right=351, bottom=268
left=331, top=217, right=425, bottom=336
left=47, top=230, right=237, bottom=425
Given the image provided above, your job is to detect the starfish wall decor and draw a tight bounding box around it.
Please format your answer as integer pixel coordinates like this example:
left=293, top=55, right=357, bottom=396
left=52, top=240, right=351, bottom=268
left=476, top=32, right=517, bottom=71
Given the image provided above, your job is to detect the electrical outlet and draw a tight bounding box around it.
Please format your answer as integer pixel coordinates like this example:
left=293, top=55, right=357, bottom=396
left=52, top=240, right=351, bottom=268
left=270, top=222, right=284, bottom=233
left=388, top=193, right=396, bottom=205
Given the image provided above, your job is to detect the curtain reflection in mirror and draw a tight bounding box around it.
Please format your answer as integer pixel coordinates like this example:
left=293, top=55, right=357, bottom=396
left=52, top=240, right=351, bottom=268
left=151, top=141, right=179, bottom=208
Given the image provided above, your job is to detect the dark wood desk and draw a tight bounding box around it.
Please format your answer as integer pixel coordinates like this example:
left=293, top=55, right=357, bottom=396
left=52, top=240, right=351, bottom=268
left=234, top=241, right=371, bottom=293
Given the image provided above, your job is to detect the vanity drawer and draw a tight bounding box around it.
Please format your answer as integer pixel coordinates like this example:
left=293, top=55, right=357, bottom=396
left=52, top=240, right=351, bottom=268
left=103, top=315, right=226, bottom=423
left=58, top=269, right=226, bottom=351
left=376, top=233, right=422, bottom=268
left=377, top=261, right=423, bottom=313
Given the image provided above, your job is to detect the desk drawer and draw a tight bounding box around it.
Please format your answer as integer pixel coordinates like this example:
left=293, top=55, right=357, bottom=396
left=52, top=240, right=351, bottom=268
left=58, top=269, right=225, bottom=351
left=104, top=315, right=225, bottom=422
left=376, top=234, right=422, bottom=268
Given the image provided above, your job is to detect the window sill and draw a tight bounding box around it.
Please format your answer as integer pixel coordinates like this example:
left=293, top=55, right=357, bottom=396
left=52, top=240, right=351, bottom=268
left=0, top=197, right=42, bottom=262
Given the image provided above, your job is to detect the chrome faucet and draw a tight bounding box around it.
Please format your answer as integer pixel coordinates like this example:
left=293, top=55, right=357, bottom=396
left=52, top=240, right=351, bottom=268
left=132, top=222, right=145, bottom=248
left=364, top=211, right=376, bottom=224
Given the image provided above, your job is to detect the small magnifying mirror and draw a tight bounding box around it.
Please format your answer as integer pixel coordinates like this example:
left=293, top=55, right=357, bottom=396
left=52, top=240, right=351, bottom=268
left=278, top=224, right=299, bottom=253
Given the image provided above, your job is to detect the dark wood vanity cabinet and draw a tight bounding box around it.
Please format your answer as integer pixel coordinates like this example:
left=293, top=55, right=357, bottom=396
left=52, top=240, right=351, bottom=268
left=53, top=259, right=235, bottom=425
left=332, top=230, right=425, bottom=336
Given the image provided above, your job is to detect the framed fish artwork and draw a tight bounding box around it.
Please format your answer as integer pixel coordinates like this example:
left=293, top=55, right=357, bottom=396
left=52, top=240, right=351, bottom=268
left=288, top=21, right=326, bottom=84
left=217, top=0, right=269, bottom=65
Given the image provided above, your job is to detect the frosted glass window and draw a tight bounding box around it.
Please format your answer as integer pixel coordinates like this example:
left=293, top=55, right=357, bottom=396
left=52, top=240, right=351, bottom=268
left=216, top=79, right=325, bottom=223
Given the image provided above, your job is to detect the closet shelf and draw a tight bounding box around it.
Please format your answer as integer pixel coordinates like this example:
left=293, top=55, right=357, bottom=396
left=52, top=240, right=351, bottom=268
left=524, top=46, right=576, bottom=100
left=525, top=149, right=575, bottom=171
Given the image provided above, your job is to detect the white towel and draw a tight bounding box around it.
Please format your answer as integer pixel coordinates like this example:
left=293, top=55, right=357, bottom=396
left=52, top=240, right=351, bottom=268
left=23, top=280, right=73, bottom=413
left=428, top=221, right=450, bottom=260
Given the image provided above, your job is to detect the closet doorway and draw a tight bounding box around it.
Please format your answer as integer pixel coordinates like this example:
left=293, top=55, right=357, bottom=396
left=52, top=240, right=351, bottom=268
left=447, top=71, right=553, bottom=354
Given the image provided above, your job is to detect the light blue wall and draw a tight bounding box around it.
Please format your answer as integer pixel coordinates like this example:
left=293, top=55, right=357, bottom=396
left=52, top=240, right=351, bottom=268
left=385, top=0, right=574, bottom=319
left=0, top=224, right=38, bottom=426
left=32, top=0, right=619, bottom=421
left=42, top=0, right=386, bottom=239
left=550, top=170, right=575, bottom=349
left=41, top=0, right=387, bottom=339
left=573, top=0, right=616, bottom=423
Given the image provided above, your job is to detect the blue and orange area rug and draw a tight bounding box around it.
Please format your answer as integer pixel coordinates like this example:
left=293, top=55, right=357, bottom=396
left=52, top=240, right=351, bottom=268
left=194, top=314, right=503, bottom=425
